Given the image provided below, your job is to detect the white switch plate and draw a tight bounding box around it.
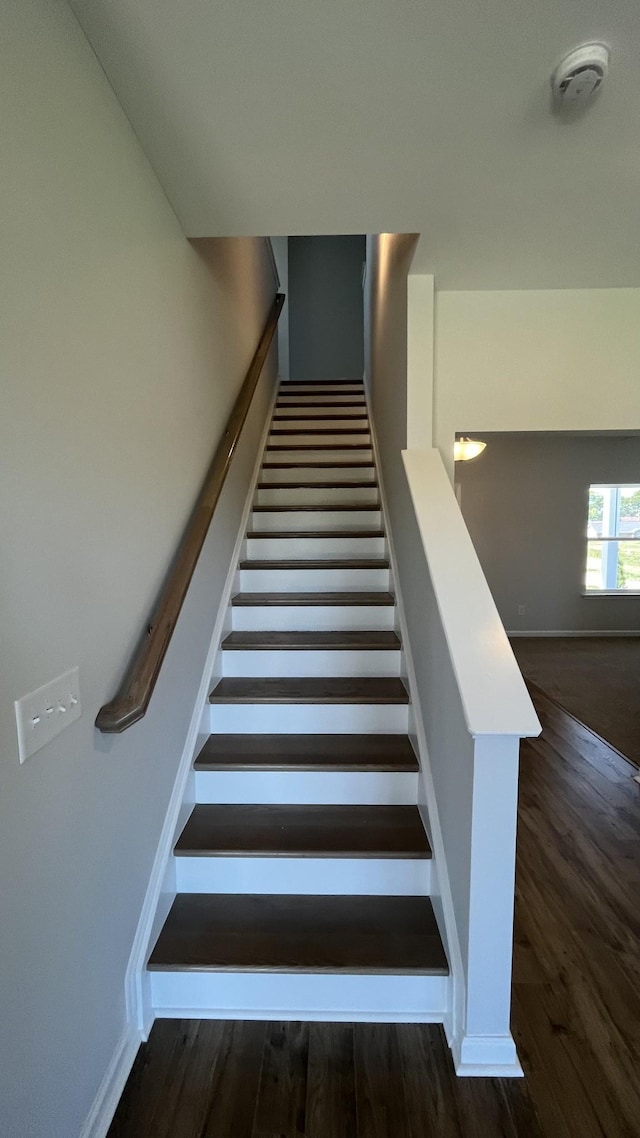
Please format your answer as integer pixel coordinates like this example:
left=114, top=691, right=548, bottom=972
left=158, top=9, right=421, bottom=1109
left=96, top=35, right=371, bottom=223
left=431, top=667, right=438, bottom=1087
left=15, top=667, right=81, bottom=763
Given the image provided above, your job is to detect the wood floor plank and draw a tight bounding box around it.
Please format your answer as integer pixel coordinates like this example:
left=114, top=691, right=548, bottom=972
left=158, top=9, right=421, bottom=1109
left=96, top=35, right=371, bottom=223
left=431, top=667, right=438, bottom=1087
left=252, top=1022, right=309, bottom=1138
left=354, top=1024, right=411, bottom=1138
left=147, top=895, right=448, bottom=974
left=305, top=1023, right=356, bottom=1138
left=199, top=1021, right=266, bottom=1138
left=208, top=676, right=409, bottom=705
left=194, top=733, right=419, bottom=771
left=395, top=1023, right=464, bottom=1138
left=174, top=804, right=431, bottom=858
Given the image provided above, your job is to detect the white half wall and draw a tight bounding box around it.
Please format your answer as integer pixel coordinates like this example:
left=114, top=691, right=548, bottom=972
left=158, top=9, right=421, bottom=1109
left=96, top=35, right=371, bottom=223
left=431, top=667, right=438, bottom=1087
left=434, top=288, right=640, bottom=474
left=0, top=3, right=276, bottom=1136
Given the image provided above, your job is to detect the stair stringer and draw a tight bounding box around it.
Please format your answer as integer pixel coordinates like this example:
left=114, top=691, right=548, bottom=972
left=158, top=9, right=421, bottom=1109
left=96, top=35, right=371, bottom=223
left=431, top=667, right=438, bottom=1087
left=364, top=391, right=463, bottom=1063
left=124, top=378, right=279, bottom=1040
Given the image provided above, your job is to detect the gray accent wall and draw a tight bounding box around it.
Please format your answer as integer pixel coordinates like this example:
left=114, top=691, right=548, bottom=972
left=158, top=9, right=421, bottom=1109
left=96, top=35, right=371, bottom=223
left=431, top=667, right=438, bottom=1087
left=288, top=235, right=365, bottom=380
left=457, top=433, right=640, bottom=633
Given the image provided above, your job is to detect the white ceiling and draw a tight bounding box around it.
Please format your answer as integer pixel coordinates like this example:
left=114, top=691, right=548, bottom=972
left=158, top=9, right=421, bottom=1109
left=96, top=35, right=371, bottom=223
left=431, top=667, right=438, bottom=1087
left=71, top=0, right=640, bottom=289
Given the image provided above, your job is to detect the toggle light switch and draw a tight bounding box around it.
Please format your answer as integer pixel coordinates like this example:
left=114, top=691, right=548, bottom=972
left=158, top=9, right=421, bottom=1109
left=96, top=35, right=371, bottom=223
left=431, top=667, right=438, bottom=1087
left=15, top=667, right=81, bottom=763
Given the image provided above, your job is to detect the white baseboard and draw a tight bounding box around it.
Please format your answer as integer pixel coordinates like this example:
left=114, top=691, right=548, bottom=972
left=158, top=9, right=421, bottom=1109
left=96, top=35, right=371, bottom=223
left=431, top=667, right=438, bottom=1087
left=508, top=629, right=640, bottom=637
left=451, top=1032, right=523, bottom=1078
left=124, top=377, right=279, bottom=1040
left=79, top=1023, right=141, bottom=1138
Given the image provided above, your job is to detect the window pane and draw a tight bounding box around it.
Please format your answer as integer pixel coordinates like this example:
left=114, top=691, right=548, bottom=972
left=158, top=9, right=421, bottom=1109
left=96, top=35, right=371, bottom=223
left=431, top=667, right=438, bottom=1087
left=586, top=540, right=640, bottom=591
left=588, top=487, right=604, bottom=537
left=616, top=542, right=640, bottom=589
left=586, top=541, right=603, bottom=590
left=616, top=487, right=640, bottom=538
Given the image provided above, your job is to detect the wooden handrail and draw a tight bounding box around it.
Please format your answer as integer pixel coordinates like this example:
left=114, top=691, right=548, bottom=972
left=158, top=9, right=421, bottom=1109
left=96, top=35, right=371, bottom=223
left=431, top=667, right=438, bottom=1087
left=96, top=293, right=285, bottom=734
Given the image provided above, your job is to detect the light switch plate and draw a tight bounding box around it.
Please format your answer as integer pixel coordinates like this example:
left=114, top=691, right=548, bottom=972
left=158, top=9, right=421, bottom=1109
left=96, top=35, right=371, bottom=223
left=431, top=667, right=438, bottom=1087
left=15, top=667, right=81, bottom=763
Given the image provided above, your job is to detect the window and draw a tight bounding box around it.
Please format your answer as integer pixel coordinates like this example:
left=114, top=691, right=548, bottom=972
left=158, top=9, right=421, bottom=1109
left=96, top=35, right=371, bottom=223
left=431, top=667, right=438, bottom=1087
left=586, top=485, right=640, bottom=592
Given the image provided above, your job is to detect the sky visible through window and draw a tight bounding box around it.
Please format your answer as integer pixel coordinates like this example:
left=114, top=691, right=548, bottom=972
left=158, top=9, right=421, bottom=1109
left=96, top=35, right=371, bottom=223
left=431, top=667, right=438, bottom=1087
left=586, top=484, right=640, bottom=591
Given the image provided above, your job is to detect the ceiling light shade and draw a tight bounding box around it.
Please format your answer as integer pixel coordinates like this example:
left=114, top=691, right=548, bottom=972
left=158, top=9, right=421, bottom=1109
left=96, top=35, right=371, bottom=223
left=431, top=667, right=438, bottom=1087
left=454, top=437, right=487, bottom=462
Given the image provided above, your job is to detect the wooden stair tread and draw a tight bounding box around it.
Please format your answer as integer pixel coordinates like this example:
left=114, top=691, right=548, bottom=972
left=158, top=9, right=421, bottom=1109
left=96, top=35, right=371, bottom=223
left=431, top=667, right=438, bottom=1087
left=257, top=480, right=378, bottom=490
left=221, top=631, right=401, bottom=650
left=247, top=530, right=385, bottom=539
left=209, top=676, right=409, bottom=704
left=275, top=400, right=367, bottom=409
left=174, top=805, right=431, bottom=858
left=239, top=558, right=389, bottom=569
left=261, top=462, right=375, bottom=469
left=267, top=444, right=373, bottom=451
left=270, top=428, right=370, bottom=436
left=147, top=894, right=447, bottom=974
left=272, top=413, right=368, bottom=422
left=252, top=502, right=380, bottom=512
left=231, top=591, right=395, bottom=606
left=195, top=733, right=419, bottom=771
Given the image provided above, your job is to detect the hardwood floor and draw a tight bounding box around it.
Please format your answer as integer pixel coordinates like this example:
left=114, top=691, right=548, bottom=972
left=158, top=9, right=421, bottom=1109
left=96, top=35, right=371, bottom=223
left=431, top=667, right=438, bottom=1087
left=108, top=690, right=640, bottom=1137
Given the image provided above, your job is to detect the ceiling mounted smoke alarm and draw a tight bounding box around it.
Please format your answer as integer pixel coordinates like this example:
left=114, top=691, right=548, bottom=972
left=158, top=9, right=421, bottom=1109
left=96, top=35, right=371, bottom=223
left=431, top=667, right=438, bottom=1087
left=552, top=43, right=610, bottom=107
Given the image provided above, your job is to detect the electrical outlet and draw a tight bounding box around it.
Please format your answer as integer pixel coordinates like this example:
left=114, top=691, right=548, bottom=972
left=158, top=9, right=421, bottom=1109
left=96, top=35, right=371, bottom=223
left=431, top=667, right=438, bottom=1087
left=15, top=667, right=81, bottom=763
left=518, top=604, right=526, bottom=616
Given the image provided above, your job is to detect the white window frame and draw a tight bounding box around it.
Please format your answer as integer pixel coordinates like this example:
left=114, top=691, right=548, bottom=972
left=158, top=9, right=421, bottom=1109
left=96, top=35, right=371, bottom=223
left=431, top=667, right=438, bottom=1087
left=585, top=483, right=640, bottom=595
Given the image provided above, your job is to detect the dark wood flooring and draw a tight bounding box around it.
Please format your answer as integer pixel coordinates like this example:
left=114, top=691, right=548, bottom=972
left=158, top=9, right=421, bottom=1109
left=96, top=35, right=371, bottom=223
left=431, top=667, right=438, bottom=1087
left=108, top=690, right=640, bottom=1137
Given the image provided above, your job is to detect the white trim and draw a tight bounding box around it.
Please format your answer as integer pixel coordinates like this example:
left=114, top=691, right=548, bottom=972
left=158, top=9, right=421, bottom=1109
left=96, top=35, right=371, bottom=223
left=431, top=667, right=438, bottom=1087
left=124, top=379, right=278, bottom=1039
left=79, top=1023, right=140, bottom=1138
left=365, top=392, right=462, bottom=1066
left=402, top=449, right=541, bottom=739
left=451, top=1032, right=523, bottom=1077
left=152, top=1007, right=447, bottom=1024
left=508, top=629, right=640, bottom=637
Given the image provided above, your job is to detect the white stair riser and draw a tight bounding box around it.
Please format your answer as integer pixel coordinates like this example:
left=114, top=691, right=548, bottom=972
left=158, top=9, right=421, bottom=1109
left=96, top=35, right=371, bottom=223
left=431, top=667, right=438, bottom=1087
left=251, top=508, right=381, bottom=531
left=174, top=856, right=431, bottom=895
left=232, top=605, right=395, bottom=632
left=239, top=568, right=390, bottom=590
left=269, top=433, right=371, bottom=447
left=274, top=406, right=367, bottom=418
left=207, top=703, right=409, bottom=735
left=246, top=536, right=386, bottom=558
left=271, top=418, right=369, bottom=431
left=222, top=648, right=401, bottom=678
left=260, top=466, right=375, bottom=484
left=266, top=449, right=373, bottom=463
left=279, top=384, right=364, bottom=395
left=150, top=971, right=448, bottom=1021
left=256, top=485, right=379, bottom=506
left=195, top=768, right=417, bottom=804
left=278, top=391, right=367, bottom=402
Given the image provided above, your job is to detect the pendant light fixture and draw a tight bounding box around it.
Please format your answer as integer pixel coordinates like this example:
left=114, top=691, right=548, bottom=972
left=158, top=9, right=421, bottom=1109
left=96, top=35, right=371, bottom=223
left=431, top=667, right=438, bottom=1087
left=454, top=437, right=487, bottom=462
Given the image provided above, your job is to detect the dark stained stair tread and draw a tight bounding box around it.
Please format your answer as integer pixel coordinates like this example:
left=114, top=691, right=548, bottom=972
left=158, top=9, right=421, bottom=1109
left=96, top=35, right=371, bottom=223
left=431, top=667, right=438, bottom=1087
left=221, top=631, right=400, bottom=650
left=247, top=530, right=385, bottom=540
left=239, top=558, right=389, bottom=569
left=174, top=804, right=431, bottom=859
left=257, top=481, right=378, bottom=490
left=209, top=677, right=409, bottom=704
left=261, top=462, right=375, bottom=469
left=267, top=444, right=373, bottom=451
left=270, top=428, right=370, bottom=435
left=231, top=591, right=395, bottom=606
left=147, top=894, right=447, bottom=974
left=280, top=379, right=364, bottom=386
left=272, top=413, right=369, bottom=421
left=275, top=400, right=367, bottom=409
left=195, top=733, right=419, bottom=771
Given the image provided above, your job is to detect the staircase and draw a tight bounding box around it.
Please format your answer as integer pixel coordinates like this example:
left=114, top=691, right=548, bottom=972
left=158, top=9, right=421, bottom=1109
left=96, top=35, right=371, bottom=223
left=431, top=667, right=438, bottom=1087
left=147, top=378, right=449, bottom=1022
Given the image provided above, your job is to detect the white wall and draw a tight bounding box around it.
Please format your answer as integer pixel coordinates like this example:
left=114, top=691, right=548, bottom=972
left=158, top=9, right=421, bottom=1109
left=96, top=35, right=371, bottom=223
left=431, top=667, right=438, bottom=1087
left=434, top=288, right=640, bottom=474
left=0, top=3, right=276, bottom=1136
left=458, top=432, right=640, bottom=633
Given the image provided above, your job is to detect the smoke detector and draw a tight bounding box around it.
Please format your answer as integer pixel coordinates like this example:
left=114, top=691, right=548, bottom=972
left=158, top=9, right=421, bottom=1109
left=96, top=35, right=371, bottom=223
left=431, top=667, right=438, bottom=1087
left=551, top=43, right=610, bottom=107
